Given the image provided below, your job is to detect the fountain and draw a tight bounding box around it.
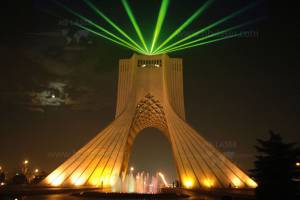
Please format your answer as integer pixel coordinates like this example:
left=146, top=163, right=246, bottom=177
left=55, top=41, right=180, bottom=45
left=111, top=170, right=162, bottom=193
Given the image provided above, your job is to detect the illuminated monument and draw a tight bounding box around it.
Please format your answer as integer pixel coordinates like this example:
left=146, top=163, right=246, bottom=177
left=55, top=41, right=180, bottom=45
left=44, top=0, right=260, bottom=189
left=44, top=53, right=257, bottom=189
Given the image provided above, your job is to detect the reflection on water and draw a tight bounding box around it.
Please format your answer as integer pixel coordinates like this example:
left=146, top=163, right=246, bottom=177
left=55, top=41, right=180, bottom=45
left=1, top=194, right=206, bottom=200
left=1, top=195, right=79, bottom=200
left=0, top=194, right=190, bottom=200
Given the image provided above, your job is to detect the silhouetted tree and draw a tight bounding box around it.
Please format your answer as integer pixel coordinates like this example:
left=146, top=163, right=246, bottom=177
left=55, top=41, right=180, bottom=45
left=30, top=171, right=48, bottom=184
left=0, top=172, right=5, bottom=182
left=10, top=173, right=28, bottom=185
left=251, top=131, right=300, bottom=200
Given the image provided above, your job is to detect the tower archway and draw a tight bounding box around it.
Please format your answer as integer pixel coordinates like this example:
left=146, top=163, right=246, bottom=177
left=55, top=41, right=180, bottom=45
left=127, top=127, right=178, bottom=183
left=43, top=54, right=257, bottom=189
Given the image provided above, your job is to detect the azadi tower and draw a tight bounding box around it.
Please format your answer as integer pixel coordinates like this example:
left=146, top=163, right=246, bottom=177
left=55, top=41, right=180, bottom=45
left=43, top=54, right=257, bottom=189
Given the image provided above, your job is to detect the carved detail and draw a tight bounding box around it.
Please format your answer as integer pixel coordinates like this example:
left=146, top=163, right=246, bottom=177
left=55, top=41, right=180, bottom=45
left=131, top=93, right=167, bottom=133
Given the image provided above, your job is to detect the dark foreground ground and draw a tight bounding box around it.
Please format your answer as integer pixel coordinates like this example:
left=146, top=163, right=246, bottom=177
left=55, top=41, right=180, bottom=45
left=0, top=186, right=255, bottom=200
left=0, top=194, right=212, bottom=200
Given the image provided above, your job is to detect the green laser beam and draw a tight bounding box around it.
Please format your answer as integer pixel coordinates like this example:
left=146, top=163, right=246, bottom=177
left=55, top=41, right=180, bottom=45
left=161, top=26, right=240, bottom=53
left=75, top=23, right=145, bottom=54
left=121, top=0, right=149, bottom=53
left=150, top=0, right=170, bottom=53
left=157, top=18, right=260, bottom=54
left=54, top=0, right=145, bottom=54
left=55, top=0, right=261, bottom=56
left=153, top=0, right=215, bottom=53
left=83, top=0, right=144, bottom=52
left=157, top=1, right=260, bottom=54
left=161, top=33, right=241, bottom=54
left=75, top=23, right=143, bottom=53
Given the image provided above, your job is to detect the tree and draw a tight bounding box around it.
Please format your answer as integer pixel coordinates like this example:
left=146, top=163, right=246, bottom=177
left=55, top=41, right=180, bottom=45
left=30, top=171, right=48, bottom=184
left=10, top=173, right=28, bottom=185
left=0, top=172, right=5, bottom=183
left=251, top=131, right=300, bottom=200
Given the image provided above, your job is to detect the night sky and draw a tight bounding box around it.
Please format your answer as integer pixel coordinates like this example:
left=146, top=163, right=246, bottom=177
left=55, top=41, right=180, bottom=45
left=0, top=0, right=299, bottom=182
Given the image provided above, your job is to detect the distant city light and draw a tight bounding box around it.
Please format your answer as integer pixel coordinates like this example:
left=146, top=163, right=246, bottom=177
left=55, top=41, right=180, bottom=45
left=130, top=167, right=134, bottom=172
left=0, top=166, right=2, bottom=171
left=296, top=162, right=300, bottom=167
left=51, top=94, right=56, bottom=99
left=0, top=182, right=5, bottom=186
left=24, top=160, right=29, bottom=165
left=35, top=169, right=39, bottom=173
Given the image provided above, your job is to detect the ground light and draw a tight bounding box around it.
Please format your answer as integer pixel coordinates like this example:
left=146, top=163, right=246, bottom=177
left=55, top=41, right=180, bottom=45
left=232, top=177, right=243, bottom=188
left=51, top=175, right=64, bottom=186
left=203, top=179, right=214, bottom=188
left=183, top=177, right=194, bottom=189
left=247, top=178, right=258, bottom=188
left=54, top=0, right=261, bottom=55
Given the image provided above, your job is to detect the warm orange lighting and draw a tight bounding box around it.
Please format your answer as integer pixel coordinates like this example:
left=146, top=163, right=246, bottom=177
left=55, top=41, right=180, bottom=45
left=110, top=172, right=119, bottom=187
left=90, top=178, right=99, bottom=186
left=88, top=168, right=110, bottom=186
left=247, top=178, right=258, bottom=188
left=130, top=167, right=134, bottom=172
left=0, top=166, right=2, bottom=171
left=24, top=160, right=29, bottom=165
left=34, top=169, right=39, bottom=173
left=203, top=179, right=214, bottom=188
left=103, top=176, right=110, bottom=186
left=232, top=177, right=242, bottom=188
left=296, top=162, right=300, bottom=167
left=74, top=177, right=86, bottom=186
left=51, top=175, right=64, bottom=186
left=93, top=174, right=112, bottom=187
left=70, top=172, right=90, bottom=186
left=110, top=175, right=117, bottom=187
left=183, top=178, right=194, bottom=189
left=70, top=173, right=83, bottom=186
left=48, top=173, right=65, bottom=186
left=47, top=172, right=59, bottom=184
